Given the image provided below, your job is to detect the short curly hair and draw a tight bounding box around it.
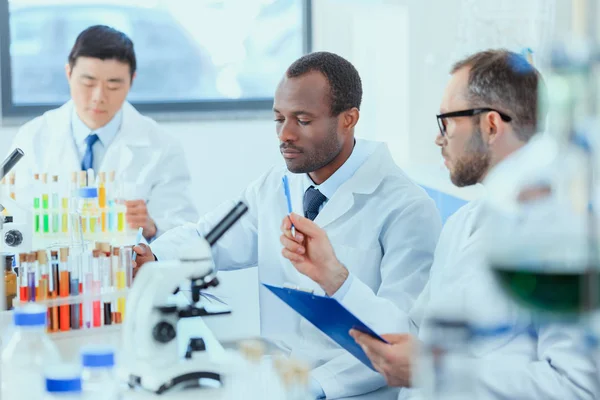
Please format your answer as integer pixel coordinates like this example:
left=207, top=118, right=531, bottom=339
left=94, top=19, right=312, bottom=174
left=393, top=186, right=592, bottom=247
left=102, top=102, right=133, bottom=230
left=286, top=51, right=362, bottom=116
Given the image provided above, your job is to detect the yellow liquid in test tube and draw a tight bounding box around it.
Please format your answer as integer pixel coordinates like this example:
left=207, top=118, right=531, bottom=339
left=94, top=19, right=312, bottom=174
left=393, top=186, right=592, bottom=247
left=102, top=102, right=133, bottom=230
left=116, top=270, right=126, bottom=318
left=61, top=198, right=69, bottom=233
left=89, top=216, right=97, bottom=233
left=117, top=211, right=125, bottom=232
left=98, top=182, right=107, bottom=233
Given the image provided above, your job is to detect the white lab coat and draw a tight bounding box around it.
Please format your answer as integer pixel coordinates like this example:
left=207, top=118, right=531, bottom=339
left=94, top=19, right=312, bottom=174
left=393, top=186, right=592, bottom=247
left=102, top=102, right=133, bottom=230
left=399, top=197, right=598, bottom=400
left=152, top=141, right=442, bottom=399
left=8, top=101, right=198, bottom=237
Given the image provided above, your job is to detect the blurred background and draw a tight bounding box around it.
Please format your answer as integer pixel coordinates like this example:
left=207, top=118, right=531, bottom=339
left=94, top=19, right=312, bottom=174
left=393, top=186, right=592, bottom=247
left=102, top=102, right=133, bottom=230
left=0, top=0, right=596, bottom=335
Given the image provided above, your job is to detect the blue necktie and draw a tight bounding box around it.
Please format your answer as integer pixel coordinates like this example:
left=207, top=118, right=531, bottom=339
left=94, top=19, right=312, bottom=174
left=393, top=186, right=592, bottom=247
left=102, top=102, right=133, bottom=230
left=303, top=186, right=327, bottom=221
left=81, top=133, right=99, bottom=171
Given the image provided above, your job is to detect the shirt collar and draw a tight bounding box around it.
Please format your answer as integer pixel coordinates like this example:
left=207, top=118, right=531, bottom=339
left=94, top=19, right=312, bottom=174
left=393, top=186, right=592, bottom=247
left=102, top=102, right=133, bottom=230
left=71, top=107, right=123, bottom=148
left=303, top=139, right=373, bottom=199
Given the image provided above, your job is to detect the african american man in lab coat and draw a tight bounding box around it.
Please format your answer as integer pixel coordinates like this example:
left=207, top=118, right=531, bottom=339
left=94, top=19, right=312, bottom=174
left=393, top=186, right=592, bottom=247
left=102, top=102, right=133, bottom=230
left=10, top=25, right=197, bottom=241
left=281, top=49, right=597, bottom=399
left=134, top=51, right=442, bottom=399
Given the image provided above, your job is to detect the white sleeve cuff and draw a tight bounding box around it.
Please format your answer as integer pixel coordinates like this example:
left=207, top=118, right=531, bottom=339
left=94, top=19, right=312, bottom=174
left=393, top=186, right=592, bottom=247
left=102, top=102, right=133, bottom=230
left=330, top=272, right=354, bottom=302
left=310, top=377, right=326, bottom=399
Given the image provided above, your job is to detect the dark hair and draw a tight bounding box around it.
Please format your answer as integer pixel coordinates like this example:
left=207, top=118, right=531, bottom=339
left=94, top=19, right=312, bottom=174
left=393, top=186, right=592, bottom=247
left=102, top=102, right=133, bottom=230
left=286, top=51, right=362, bottom=116
left=451, top=49, right=543, bottom=141
left=68, top=25, right=136, bottom=79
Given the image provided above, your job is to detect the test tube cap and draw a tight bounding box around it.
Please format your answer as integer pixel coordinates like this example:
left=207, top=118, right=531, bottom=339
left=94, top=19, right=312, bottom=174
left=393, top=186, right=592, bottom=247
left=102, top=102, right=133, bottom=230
left=81, top=345, right=115, bottom=368
left=78, top=187, right=98, bottom=198
left=59, top=247, right=69, bottom=262
left=37, top=250, right=48, bottom=265
left=45, top=365, right=82, bottom=393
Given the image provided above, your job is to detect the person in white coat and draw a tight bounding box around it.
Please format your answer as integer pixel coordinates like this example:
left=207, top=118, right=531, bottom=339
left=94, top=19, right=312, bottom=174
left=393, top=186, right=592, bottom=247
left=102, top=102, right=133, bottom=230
left=134, top=52, right=442, bottom=399
left=281, top=50, right=597, bottom=399
left=9, top=25, right=197, bottom=241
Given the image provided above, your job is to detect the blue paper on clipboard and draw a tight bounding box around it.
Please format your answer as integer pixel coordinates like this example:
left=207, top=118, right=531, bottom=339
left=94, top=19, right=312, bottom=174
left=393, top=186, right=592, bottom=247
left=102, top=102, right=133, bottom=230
left=263, top=283, right=387, bottom=371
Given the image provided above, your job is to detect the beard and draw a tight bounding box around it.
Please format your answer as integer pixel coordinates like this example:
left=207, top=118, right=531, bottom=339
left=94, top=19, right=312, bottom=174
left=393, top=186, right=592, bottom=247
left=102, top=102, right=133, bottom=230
left=284, top=125, right=343, bottom=174
left=450, top=126, right=491, bottom=187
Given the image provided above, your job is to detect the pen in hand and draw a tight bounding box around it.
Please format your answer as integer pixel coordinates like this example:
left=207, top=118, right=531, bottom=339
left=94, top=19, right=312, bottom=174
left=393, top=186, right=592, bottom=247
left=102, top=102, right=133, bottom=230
left=282, top=175, right=296, bottom=237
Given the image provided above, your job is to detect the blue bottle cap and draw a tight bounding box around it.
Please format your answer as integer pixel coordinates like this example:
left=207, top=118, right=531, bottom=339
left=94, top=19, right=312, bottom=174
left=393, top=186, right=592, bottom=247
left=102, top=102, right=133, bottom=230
left=78, top=187, right=98, bottom=199
left=13, top=304, right=46, bottom=327
left=45, top=365, right=82, bottom=393
left=81, top=345, right=115, bottom=368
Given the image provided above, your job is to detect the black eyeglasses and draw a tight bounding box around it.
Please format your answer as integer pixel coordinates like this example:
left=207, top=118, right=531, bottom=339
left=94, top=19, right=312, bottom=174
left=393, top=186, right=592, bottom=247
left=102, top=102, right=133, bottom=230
left=436, top=108, right=512, bottom=137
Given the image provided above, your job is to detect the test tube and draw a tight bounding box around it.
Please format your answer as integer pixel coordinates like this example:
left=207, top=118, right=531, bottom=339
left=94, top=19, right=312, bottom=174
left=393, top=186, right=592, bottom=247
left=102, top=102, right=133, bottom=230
left=79, top=251, right=85, bottom=329
left=87, top=169, right=94, bottom=189
left=97, top=242, right=112, bottom=325
left=61, top=197, right=69, bottom=235
left=123, top=246, right=133, bottom=288
left=91, top=250, right=101, bottom=327
left=100, top=253, right=111, bottom=325
left=119, top=246, right=133, bottom=321
left=116, top=182, right=126, bottom=233
left=18, top=253, right=28, bottom=303
left=108, top=171, right=116, bottom=232
left=41, top=173, right=50, bottom=234
left=81, top=250, right=92, bottom=329
left=59, top=248, right=71, bottom=331
left=68, top=248, right=80, bottom=331
left=64, top=173, right=77, bottom=235
left=37, top=251, right=49, bottom=331
left=33, top=173, right=40, bottom=234
left=98, top=172, right=107, bottom=234
left=48, top=250, right=59, bottom=333
left=112, top=247, right=122, bottom=324
left=78, top=171, right=87, bottom=189
left=8, top=172, right=15, bottom=200
left=51, top=175, right=60, bottom=234
left=27, top=253, right=36, bottom=302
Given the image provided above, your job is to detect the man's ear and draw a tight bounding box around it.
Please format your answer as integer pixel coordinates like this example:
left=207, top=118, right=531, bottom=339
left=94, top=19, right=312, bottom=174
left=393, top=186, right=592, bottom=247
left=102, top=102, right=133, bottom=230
left=482, top=110, right=504, bottom=145
left=342, top=107, right=360, bottom=131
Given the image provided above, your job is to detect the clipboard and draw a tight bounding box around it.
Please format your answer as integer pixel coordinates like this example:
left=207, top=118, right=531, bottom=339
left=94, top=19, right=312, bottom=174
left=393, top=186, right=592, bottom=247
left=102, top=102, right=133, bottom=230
left=263, top=283, right=387, bottom=371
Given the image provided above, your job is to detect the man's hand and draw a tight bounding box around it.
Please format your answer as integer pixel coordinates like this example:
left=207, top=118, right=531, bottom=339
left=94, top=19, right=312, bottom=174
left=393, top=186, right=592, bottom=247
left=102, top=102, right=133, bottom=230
left=125, top=200, right=157, bottom=240
left=132, top=243, right=155, bottom=278
left=350, top=330, right=417, bottom=387
left=280, top=213, right=348, bottom=296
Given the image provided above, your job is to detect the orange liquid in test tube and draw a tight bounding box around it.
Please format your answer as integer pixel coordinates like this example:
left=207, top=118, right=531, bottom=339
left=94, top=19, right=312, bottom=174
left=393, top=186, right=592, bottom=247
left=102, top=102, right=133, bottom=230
left=59, top=248, right=70, bottom=331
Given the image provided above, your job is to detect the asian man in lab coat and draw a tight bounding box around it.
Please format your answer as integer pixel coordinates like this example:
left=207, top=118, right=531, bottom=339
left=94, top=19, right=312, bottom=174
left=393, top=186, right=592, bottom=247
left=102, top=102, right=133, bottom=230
left=134, top=51, right=442, bottom=399
left=9, top=25, right=197, bottom=241
left=280, top=49, right=597, bottom=399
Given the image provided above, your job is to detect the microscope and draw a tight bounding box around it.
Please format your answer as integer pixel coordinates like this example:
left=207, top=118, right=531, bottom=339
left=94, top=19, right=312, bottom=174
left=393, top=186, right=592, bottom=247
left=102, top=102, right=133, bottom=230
left=0, top=149, right=26, bottom=312
left=122, top=201, right=249, bottom=394
left=0, top=149, right=30, bottom=257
